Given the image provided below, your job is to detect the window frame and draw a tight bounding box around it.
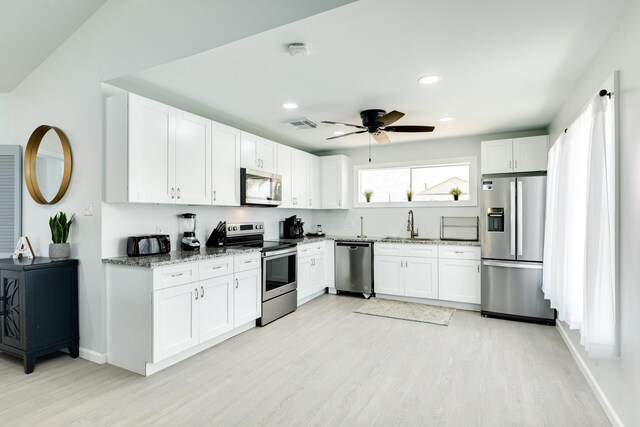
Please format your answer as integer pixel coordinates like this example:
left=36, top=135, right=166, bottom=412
left=352, top=156, right=478, bottom=208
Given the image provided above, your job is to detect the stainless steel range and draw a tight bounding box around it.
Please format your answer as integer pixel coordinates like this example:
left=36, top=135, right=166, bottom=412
left=225, top=222, right=297, bottom=326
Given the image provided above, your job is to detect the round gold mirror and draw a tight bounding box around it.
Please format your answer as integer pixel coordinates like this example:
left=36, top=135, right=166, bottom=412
left=24, top=125, right=72, bottom=205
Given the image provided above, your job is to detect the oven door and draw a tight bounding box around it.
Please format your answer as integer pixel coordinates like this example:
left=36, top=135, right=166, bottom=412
left=241, top=168, right=282, bottom=206
left=262, top=249, right=297, bottom=301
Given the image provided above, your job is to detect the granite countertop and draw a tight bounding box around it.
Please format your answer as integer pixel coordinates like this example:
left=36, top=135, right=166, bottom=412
left=283, top=235, right=480, bottom=247
left=102, top=246, right=260, bottom=268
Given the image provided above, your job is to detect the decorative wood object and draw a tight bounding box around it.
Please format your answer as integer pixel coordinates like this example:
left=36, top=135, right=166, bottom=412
left=12, top=237, right=35, bottom=259
left=24, top=125, right=72, bottom=205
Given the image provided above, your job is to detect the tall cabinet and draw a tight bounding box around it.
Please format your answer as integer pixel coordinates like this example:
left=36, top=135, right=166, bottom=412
left=0, top=258, right=79, bottom=374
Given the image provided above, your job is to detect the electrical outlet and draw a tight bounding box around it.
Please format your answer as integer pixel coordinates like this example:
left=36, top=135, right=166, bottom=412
left=84, top=202, right=94, bottom=216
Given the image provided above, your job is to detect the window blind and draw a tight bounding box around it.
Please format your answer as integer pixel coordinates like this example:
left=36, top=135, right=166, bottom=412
left=0, top=145, right=21, bottom=257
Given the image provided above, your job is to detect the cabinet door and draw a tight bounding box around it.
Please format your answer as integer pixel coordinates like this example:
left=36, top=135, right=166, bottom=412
left=307, top=155, right=321, bottom=208
left=153, top=283, right=198, bottom=361
left=240, top=132, right=259, bottom=170
left=258, top=138, right=277, bottom=173
left=292, top=150, right=308, bottom=207
left=198, top=276, right=234, bottom=343
left=513, top=136, right=548, bottom=172
left=0, top=270, right=24, bottom=349
left=404, top=257, right=438, bottom=299
left=481, top=139, right=513, bottom=174
left=321, top=156, right=340, bottom=209
left=175, top=111, right=211, bottom=205
left=297, top=256, right=313, bottom=300
left=311, top=254, right=326, bottom=292
left=373, top=256, right=404, bottom=296
left=128, top=94, right=175, bottom=203
left=439, top=259, right=481, bottom=304
left=277, top=145, right=294, bottom=208
left=211, top=121, right=241, bottom=206
left=233, top=269, right=261, bottom=326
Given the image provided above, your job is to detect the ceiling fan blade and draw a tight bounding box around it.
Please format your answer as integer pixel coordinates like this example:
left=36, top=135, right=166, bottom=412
left=372, top=131, right=390, bottom=145
left=383, top=125, right=435, bottom=133
left=326, top=130, right=367, bottom=140
left=378, top=110, right=405, bottom=126
left=321, top=120, right=366, bottom=129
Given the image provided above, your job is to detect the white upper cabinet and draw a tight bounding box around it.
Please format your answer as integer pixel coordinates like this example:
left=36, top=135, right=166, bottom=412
left=126, top=93, right=175, bottom=203
left=481, top=136, right=548, bottom=174
left=240, top=131, right=276, bottom=173
left=175, top=111, right=211, bottom=205
left=277, top=144, right=294, bottom=208
left=307, top=155, right=321, bottom=208
left=321, top=155, right=351, bottom=209
left=292, top=149, right=308, bottom=208
left=211, top=121, right=241, bottom=206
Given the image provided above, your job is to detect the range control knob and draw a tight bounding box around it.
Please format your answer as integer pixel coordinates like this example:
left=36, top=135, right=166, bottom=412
left=233, top=226, right=238, bottom=231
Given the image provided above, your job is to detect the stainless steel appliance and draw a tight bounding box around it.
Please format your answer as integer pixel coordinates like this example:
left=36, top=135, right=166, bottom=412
left=335, top=241, right=373, bottom=298
left=480, top=174, right=555, bottom=324
left=178, top=213, right=200, bottom=251
left=280, top=215, right=304, bottom=239
left=225, top=222, right=297, bottom=325
left=240, top=169, right=282, bottom=207
left=126, top=234, right=171, bottom=257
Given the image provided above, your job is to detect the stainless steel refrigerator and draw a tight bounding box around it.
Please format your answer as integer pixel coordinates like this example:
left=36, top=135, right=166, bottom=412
left=480, top=174, right=555, bottom=324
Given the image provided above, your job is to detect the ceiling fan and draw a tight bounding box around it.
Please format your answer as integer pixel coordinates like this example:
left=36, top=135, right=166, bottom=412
left=321, top=109, right=435, bottom=144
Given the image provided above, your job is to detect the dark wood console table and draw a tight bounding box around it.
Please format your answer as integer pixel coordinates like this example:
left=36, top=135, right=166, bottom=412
left=0, top=257, right=79, bottom=374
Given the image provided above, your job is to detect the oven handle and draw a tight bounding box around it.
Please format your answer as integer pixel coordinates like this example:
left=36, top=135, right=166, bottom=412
left=262, top=248, right=297, bottom=258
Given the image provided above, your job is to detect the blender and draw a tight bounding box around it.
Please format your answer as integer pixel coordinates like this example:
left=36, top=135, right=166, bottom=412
left=179, top=213, right=200, bottom=251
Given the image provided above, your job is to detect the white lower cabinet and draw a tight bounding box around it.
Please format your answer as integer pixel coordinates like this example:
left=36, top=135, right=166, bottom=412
left=153, top=283, right=198, bottom=362
left=374, top=256, right=404, bottom=295
left=233, top=268, right=261, bottom=326
left=374, top=255, right=437, bottom=298
left=297, top=242, right=328, bottom=302
left=438, top=258, right=481, bottom=304
left=198, top=275, right=234, bottom=343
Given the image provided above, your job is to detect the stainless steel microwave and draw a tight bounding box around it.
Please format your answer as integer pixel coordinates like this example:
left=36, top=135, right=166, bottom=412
left=240, top=168, right=282, bottom=207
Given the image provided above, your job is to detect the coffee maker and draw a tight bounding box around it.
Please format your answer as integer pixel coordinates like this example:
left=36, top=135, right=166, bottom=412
left=281, top=215, right=304, bottom=239
left=179, top=213, right=200, bottom=251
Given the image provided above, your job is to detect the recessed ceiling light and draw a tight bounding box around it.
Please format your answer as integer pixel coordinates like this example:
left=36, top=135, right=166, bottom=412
left=282, top=102, right=298, bottom=109
left=333, top=131, right=345, bottom=136
left=418, top=75, right=440, bottom=85
left=438, top=116, right=454, bottom=122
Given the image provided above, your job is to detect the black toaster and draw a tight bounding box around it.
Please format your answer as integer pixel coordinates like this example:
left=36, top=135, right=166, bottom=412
left=126, top=235, right=171, bottom=257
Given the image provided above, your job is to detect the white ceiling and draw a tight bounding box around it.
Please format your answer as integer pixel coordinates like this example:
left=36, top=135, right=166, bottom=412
left=0, top=0, right=108, bottom=91
left=112, top=0, right=627, bottom=152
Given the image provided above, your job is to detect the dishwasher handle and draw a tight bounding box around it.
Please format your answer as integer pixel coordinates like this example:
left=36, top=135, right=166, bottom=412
left=336, top=242, right=372, bottom=248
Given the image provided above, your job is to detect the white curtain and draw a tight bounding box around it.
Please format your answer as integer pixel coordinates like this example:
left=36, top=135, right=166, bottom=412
left=543, top=94, right=617, bottom=358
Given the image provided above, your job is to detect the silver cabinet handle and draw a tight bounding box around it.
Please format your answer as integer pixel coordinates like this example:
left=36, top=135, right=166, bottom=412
left=509, top=160, right=512, bottom=170
left=338, top=199, right=341, bottom=207
left=195, top=288, right=199, bottom=300
left=244, top=260, right=253, bottom=264
left=170, top=272, right=184, bottom=277
left=515, top=159, right=518, bottom=169
left=454, top=251, right=464, bottom=254
left=171, top=187, right=175, bottom=199
left=236, top=278, right=239, bottom=289
left=201, top=286, right=204, bottom=298
left=213, top=190, right=216, bottom=201
left=177, top=188, right=181, bottom=199
left=309, top=198, right=312, bottom=206
left=211, top=265, right=222, bottom=270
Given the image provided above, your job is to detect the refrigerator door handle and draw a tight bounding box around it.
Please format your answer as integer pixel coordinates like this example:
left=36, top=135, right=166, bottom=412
left=510, top=181, right=516, bottom=256
left=482, top=260, right=543, bottom=270
left=517, top=180, right=523, bottom=256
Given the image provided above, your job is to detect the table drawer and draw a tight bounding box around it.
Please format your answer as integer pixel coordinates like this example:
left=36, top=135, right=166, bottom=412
left=199, top=256, right=234, bottom=280
left=153, top=262, right=198, bottom=290
left=438, top=245, right=481, bottom=260
left=234, top=253, right=261, bottom=272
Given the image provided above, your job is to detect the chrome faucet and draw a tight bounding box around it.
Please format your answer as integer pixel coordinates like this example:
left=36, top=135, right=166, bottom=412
left=407, top=210, right=419, bottom=238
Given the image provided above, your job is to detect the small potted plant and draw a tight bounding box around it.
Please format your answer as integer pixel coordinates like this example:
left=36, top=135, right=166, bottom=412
left=449, top=187, right=463, bottom=201
left=364, top=189, right=374, bottom=203
left=406, top=189, right=414, bottom=202
left=49, top=212, right=74, bottom=260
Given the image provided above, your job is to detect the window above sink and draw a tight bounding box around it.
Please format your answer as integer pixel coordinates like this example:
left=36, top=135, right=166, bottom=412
left=354, top=156, right=478, bottom=208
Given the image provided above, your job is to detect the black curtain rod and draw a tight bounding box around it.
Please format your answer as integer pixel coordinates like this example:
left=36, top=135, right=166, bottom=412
left=564, top=88, right=612, bottom=133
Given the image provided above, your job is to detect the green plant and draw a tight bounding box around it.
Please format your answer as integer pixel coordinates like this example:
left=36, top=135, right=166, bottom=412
left=364, top=189, right=374, bottom=199
left=449, top=187, right=463, bottom=197
left=406, top=189, right=414, bottom=197
left=49, top=212, right=74, bottom=244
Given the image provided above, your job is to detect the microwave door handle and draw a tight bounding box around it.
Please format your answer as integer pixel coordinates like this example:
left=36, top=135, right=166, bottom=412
left=510, top=181, right=516, bottom=256
left=517, top=180, right=523, bottom=256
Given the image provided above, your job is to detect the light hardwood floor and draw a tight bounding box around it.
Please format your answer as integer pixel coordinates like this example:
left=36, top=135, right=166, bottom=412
left=0, top=294, right=609, bottom=426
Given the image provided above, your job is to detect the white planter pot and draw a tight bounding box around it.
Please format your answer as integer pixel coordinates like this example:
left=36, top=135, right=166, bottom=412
left=49, top=243, right=71, bottom=260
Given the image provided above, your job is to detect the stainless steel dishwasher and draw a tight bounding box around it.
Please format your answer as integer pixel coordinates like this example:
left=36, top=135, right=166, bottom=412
left=335, top=241, right=373, bottom=298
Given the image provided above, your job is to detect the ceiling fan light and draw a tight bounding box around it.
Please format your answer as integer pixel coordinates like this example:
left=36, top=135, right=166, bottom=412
left=282, top=102, right=298, bottom=109
left=418, top=75, right=440, bottom=85
left=438, top=116, right=453, bottom=122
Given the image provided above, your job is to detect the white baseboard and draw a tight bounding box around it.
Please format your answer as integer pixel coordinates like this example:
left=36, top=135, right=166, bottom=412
left=297, top=288, right=327, bottom=306
left=375, top=293, right=481, bottom=312
left=556, top=323, right=624, bottom=427
left=80, top=347, right=107, bottom=365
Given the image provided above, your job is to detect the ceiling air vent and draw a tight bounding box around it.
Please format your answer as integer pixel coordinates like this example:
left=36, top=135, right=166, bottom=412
left=286, top=118, right=317, bottom=130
